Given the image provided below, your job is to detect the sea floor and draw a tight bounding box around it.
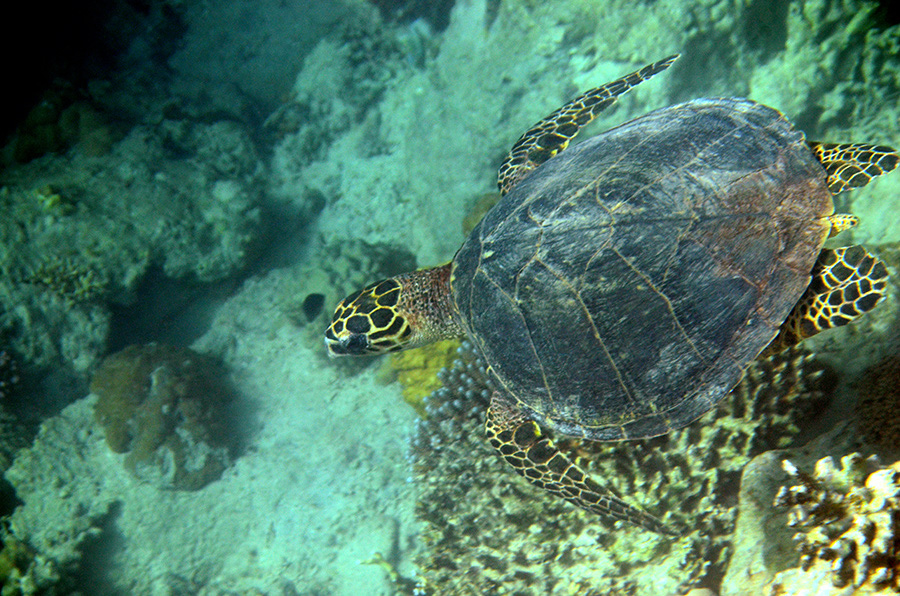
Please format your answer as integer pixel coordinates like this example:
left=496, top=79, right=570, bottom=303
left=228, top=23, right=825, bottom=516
left=7, top=267, right=421, bottom=594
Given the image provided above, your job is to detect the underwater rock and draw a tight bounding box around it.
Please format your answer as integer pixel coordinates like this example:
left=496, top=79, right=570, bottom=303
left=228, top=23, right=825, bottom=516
left=4, top=396, right=119, bottom=595
left=409, top=342, right=833, bottom=594
left=766, top=454, right=900, bottom=594
left=722, top=450, right=803, bottom=596
left=0, top=109, right=263, bottom=375
left=91, top=343, right=238, bottom=491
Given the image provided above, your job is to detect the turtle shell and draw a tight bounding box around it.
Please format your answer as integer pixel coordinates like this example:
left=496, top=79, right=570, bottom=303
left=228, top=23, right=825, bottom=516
left=451, top=97, right=834, bottom=441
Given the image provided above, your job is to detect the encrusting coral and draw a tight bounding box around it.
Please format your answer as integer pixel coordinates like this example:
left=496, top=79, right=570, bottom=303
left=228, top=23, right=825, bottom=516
left=407, top=341, right=835, bottom=594
left=91, top=343, right=239, bottom=491
left=770, top=454, right=900, bottom=594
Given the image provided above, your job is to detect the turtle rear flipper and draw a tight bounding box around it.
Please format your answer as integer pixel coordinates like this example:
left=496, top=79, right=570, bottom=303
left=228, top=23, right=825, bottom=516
left=765, top=246, right=888, bottom=354
left=810, top=142, right=898, bottom=194
left=497, top=54, right=679, bottom=195
left=486, top=393, right=676, bottom=535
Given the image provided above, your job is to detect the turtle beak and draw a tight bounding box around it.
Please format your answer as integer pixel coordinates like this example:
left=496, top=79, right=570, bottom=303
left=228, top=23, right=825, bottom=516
left=324, top=332, right=370, bottom=357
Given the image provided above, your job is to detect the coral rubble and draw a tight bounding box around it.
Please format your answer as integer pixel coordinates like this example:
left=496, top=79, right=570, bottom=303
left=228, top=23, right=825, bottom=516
left=91, top=343, right=239, bottom=491
left=769, top=454, right=900, bottom=594
left=409, top=342, right=834, bottom=594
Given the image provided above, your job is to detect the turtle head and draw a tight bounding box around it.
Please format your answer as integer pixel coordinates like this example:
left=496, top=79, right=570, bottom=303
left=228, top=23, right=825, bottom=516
left=324, top=264, right=462, bottom=357
left=325, top=277, right=412, bottom=356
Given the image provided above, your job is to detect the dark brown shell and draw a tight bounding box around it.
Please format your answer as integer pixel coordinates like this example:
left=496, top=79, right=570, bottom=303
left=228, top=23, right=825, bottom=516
left=451, top=97, right=833, bottom=440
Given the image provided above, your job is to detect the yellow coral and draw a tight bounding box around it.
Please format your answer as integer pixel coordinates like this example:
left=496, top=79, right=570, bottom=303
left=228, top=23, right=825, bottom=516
left=387, top=339, right=461, bottom=416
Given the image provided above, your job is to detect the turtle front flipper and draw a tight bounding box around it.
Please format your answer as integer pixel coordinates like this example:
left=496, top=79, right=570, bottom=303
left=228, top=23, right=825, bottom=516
left=764, top=246, right=889, bottom=354
left=497, top=54, right=679, bottom=195
left=486, top=393, right=676, bottom=535
left=809, top=142, right=898, bottom=194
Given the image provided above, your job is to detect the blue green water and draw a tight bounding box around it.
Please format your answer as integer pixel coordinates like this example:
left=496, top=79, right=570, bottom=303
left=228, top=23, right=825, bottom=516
left=0, top=1, right=898, bottom=594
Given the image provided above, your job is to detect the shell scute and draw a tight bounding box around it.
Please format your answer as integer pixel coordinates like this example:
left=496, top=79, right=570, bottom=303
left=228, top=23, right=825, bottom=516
left=453, top=97, right=834, bottom=440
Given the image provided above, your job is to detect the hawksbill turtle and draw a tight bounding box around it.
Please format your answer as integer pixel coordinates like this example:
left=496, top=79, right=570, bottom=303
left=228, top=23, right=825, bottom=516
left=325, top=55, right=897, bottom=533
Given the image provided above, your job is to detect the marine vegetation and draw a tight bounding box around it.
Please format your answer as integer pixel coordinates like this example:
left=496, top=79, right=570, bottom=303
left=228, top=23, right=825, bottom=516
left=91, top=343, right=239, bottom=491
left=407, top=341, right=834, bottom=594
left=0, top=533, right=37, bottom=596
left=771, top=454, right=900, bottom=593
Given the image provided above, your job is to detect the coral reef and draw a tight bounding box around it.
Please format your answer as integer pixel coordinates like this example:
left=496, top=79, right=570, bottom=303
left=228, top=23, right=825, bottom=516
left=91, top=343, right=239, bottom=491
left=0, top=532, right=38, bottom=596
left=0, top=348, right=41, bottom=471
left=272, top=0, right=900, bottom=270
left=368, top=0, right=456, bottom=31
left=770, top=454, right=900, bottom=594
left=23, top=255, right=110, bottom=305
left=4, top=396, right=122, bottom=595
left=408, top=342, right=835, bottom=594
left=0, top=108, right=263, bottom=374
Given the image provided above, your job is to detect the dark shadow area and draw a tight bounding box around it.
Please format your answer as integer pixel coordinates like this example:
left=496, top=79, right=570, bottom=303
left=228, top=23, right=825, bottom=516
left=107, top=266, right=244, bottom=353
left=0, top=0, right=186, bottom=152
left=69, top=501, right=127, bottom=596
left=368, top=0, right=456, bottom=31
left=106, top=199, right=316, bottom=352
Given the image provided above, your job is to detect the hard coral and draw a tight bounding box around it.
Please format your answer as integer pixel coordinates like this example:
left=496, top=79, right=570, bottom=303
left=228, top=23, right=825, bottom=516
left=409, top=342, right=834, bottom=595
left=25, top=255, right=109, bottom=305
left=91, top=344, right=238, bottom=491
left=771, top=454, right=900, bottom=593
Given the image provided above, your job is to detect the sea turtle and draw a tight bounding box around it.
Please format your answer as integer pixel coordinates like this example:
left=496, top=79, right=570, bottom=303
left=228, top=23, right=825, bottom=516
left=324, top=55, right=897, bottom=534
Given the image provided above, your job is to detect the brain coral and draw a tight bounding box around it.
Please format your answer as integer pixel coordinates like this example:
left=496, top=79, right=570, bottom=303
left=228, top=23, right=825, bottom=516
left=408, top=342, right=834, bottom=595
left=771, top=453, right=900, bottom=594
left=91, top=343, right=239, bottom=491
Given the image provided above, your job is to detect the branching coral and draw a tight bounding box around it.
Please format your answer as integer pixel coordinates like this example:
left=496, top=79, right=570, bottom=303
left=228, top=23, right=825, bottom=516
left=771, top=454, right=900, bottom=593
left=408, top=342, right=835, bottom=594
left=24, top=256, right=109, bottom=305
